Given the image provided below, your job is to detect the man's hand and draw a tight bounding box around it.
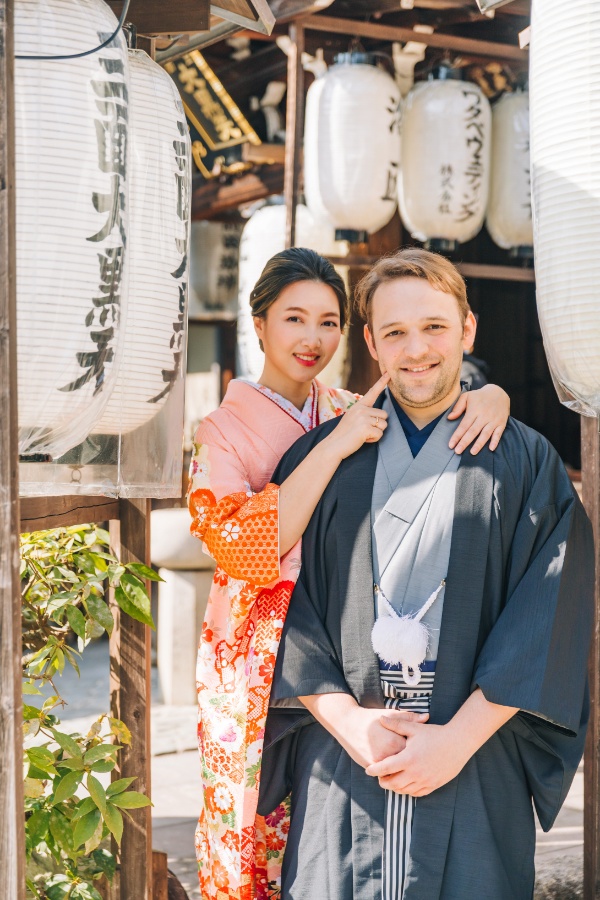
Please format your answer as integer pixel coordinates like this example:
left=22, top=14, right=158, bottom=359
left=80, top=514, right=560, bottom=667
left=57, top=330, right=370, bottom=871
left=364, top=715, right=469, bottom=796
left=339, top=706, right=428, bottom=770
left=364, top=689, right=518, bottom=797
left=298, top=692, right=428, bottom=770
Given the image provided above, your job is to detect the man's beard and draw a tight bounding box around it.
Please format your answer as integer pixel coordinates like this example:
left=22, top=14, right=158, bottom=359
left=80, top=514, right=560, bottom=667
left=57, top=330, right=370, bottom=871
left=388, top=356, right=463, bottom=409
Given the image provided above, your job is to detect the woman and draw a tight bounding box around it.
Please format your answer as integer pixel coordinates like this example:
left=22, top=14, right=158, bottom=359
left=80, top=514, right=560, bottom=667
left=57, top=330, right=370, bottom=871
left=187, top=248, right=509, bottom=900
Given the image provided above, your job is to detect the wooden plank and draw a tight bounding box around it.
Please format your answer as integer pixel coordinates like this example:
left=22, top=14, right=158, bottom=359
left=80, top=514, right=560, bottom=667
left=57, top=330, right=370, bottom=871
left=582, top=416, right=600, bottom=900
left=109, top=499, right=153, bottom=900
left=151, top=850, right=168, bottom=900
left=0, top=0, right=25, bottom=896
left=301, top=14, right=528, bottom=62
left=284, top=22, right=305, bottom=249
left=20, top=495, right=120, bottom=533
left=191, top=166, right=284, bottom=219
left=105, top=0, right=210, bottom=33
left=210, top=0, right=275, bottom=34
left=242, top=142, right=286, bottom=166
left=327, top=255, right=535, bottom=283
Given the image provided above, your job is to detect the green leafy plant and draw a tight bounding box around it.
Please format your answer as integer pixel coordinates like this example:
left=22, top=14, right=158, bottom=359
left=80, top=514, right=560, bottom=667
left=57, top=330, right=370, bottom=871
left=21, top=525, right=161, bottom=900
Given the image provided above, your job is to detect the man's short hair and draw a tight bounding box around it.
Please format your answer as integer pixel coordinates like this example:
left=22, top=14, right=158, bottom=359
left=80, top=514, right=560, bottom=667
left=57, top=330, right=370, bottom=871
left=355, top=247, right=471, bottom=330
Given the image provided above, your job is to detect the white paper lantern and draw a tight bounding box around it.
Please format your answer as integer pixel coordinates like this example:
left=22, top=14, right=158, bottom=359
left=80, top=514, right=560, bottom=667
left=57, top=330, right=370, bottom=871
left=399, top=72, right=492, bottom=249
left=530, top=0, right=600, bottom=415
left=236, top=203, right=348, bottom=381
left=304, top=53, right=401, bottom=241
left=93, top=49, right=191, bottom=435
left=486, top=91, right=533, bottom=253
left=15, top=0, right=130, bottom=457
left=188, top=221, right=242, bottom=316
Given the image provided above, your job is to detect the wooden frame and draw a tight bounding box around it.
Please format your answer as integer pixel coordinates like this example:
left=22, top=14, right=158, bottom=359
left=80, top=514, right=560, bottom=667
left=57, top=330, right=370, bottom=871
left=0, top=0, right=26, bottom=896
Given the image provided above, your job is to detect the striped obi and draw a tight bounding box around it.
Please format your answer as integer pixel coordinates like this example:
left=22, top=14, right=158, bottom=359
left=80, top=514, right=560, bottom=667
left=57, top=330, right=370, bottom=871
left=379, top=661, right=436, bottom=900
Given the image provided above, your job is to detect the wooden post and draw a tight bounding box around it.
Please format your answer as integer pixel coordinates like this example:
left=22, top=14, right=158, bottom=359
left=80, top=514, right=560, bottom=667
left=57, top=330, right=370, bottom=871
left=0, top=0, right=26, bottom=896
left=582, top=416, right=600, bottom=899
left=110, top=499, right=153, bottom=900
left=284, top=22, right=304, bottom=249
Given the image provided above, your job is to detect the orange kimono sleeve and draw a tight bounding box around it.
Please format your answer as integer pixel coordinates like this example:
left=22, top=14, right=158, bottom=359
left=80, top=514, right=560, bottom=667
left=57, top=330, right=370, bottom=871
left=187, top=419, right=280, bottom=587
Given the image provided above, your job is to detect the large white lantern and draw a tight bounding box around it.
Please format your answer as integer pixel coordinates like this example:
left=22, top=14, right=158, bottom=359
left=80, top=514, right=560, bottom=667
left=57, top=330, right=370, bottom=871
left=188, top=221, right=242, bottom=316
left=486, top=91, right=533, bottom=255
left=92, top=49, right=191, bottom=436
left=304, top=53, right=401, bottom=242
left=530, top=0, right=600, bottom=415
left=15, top=0, right=130, bottom=458
left=399, top=69, right=492, bottom=250
left=236, top=203, right=348, bottom=383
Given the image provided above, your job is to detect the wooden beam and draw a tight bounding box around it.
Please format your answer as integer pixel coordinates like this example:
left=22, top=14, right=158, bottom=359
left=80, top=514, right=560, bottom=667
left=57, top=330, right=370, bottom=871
left=210, top=0, right=275, bottom=33
left=19, top=495, right=120, bottom=533
left=327, top=255, right=535, bottom=283
left=582, top=416, right=600, bottom=900
left=284, top=22, right=305, bottom=249
left=191, top=165, right=284, bottom=219
left=242, top=142, right=286, bottom=166
left=109, top=500, right=153, bottom=900
left=106, top=0, right=210, bottom=33
left=301, top=14, right=528, bottom=62
left=0, top=0, right=25, bottom=895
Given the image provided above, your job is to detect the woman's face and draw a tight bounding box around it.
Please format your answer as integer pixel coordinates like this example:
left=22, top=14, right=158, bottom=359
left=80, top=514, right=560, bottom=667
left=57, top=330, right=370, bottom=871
left=253, top=280, right=342, bottom=387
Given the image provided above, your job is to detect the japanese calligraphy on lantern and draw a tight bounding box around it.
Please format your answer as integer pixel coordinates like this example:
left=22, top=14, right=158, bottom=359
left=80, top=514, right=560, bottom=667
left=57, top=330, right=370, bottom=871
left=60, top=40, right=128, bottom=397
left=165, top=50, right=260, bottom=180
left=150, top=111, right=191, bottom=403
left=399, top=77, right=491, bottom=246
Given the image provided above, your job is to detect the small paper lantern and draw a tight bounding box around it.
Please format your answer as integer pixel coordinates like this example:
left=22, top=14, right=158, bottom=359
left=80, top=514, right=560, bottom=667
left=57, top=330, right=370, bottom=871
left=236, top=203, right=348, bottom=382
left=530, top=0, right=600, bottom=415
left=304, top=53, right=402, bottom=242
left=93, top=49, right=191, bottom=435
left=188, top=221, right=242, bottom=316
left=486, top=91, right=533, bottom=254
left=15, top=0, right=130, bottom=457
left=399, top=70, right=492, bottom=250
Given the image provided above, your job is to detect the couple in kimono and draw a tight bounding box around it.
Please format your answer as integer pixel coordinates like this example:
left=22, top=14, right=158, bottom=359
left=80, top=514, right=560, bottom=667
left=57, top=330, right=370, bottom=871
left=188, top=245, right=592, bottom=900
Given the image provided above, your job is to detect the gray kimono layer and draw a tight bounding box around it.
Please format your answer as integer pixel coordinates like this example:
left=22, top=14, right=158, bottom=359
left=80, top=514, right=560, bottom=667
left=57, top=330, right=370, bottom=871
left=258, top=402, right=594, bottom=900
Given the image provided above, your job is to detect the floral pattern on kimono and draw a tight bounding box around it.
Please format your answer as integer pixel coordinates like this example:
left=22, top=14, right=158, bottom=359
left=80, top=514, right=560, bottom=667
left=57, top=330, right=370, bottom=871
left=188, top=379, right=357, bottom=900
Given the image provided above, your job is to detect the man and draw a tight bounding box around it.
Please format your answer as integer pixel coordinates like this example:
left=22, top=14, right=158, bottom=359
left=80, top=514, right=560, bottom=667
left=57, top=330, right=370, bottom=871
left=258, top=248, right=594, bottom=900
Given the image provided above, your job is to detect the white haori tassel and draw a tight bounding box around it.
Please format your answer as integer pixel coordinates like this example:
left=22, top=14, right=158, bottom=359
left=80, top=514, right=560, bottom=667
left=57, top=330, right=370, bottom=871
left=371, top=580, right=445, bottom=687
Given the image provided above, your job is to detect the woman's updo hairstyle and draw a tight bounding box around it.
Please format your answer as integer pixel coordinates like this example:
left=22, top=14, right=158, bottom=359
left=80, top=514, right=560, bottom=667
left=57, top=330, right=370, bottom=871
left=250, top=247, right=349, bottom=330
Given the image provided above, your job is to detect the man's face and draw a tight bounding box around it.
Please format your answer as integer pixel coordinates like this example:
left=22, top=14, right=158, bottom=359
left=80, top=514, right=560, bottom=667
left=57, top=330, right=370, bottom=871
left=364, top=276, right=477, bottom=410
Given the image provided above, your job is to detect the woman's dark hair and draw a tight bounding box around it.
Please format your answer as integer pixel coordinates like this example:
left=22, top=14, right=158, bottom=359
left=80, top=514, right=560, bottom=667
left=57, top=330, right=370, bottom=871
left=250, top=247, right=349, bottom=330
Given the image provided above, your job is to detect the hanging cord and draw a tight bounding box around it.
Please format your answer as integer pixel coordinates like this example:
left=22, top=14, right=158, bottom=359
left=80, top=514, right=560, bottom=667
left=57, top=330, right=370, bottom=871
left=15, top=0, right=131, bottom=61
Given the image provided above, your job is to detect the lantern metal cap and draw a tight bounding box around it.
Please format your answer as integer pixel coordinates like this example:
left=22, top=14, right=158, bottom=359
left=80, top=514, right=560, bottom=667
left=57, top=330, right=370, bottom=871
left=430, top=63, right=463, bottom=82
left=425, top=238, right=458, bottom=253
left=334, top=52, right=378, bottom=68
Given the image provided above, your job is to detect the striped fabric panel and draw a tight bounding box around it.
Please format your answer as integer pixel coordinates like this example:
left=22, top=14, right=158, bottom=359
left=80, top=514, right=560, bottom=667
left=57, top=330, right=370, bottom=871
left=380, top=671, right=434, bottom=900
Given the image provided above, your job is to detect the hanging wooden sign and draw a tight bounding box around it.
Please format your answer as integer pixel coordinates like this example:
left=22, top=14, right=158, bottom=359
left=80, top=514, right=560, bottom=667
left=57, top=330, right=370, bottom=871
left=165, top=50, right=260, bottom=179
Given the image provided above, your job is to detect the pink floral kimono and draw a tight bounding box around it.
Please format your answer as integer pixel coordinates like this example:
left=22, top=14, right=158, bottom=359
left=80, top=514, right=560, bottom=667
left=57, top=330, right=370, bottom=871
left=187, top=378, right=356, bottom=900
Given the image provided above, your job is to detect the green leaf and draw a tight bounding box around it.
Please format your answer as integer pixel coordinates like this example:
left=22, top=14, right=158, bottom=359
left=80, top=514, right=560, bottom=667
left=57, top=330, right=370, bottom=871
left=106, top=777, right=136, bottom=797
left=73, top=808, right=102, bottom=849
left=91, top=848, right=116, bottom=880
left=86, top=774, right=107, bottom=814
left=27, top=747, right=56, bottom=773
left=72, top=796, right=97, bottom=821
left=22, top=680, right=42, bottom=696
left=23, top=704, right=42, bottom=721
left=56, top=756, right=84, bottom=772
left=103, top=802, right=123, bottom=845
left=91, top=758, right=115, bottom=774
left=110, top=791, right=152, bottom=810
left=26, top=808, right=50, bottom=845
left=85, top=595, right=114, bottom=635
left=126, top=562, right=163, bottom=583
left=51, top=728, right=83, bottom=759
left=53, top=769, right=83, bottom=805
left=114, top=583, right=154, bottom=629
left=71, top=883, right=103, bottom=900
left=65, top=605, right=87, bottom=640
left=108, top=718, right=131, bottom=745
left=84, top=743, right=118, bottom=766
left=107, top=563, right=126, bottom=586
left=23, top=777, right=45, bottom=799
left=49, top=807, right=74, bottom=852
left=46, top=875, right=71, bottom=899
